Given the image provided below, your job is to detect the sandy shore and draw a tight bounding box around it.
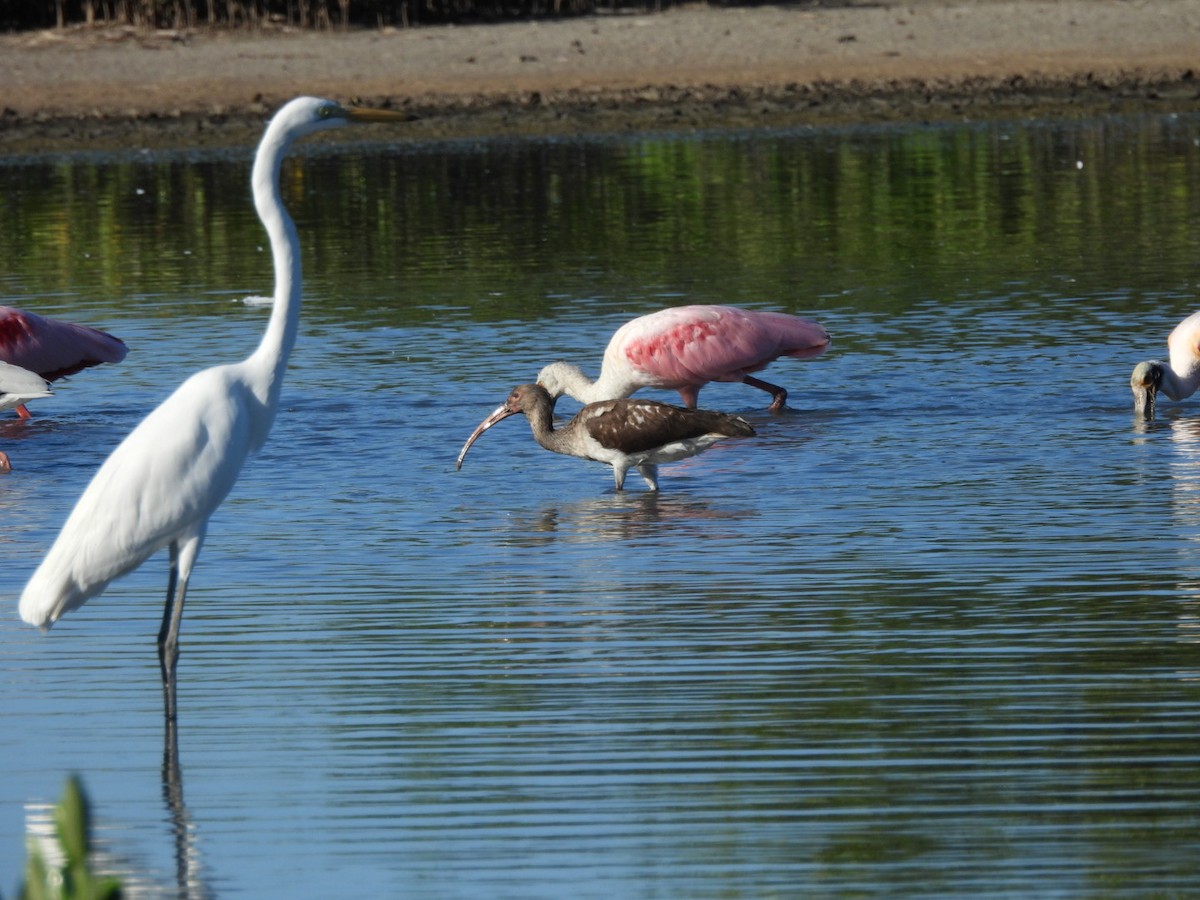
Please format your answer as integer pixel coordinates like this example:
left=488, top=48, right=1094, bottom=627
left=1, top=0, right=1198, bottom=152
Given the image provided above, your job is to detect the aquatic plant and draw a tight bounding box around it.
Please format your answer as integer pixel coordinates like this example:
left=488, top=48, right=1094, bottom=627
left=17, top=776, right=123, bottom=900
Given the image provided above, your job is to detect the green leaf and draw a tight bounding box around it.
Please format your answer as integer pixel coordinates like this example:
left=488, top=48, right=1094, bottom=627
left=52, top=777, right=89, bottom=870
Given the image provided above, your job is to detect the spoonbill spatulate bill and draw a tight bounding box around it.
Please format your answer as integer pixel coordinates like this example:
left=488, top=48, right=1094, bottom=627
left=1131, top=310, right=1200, bottom=418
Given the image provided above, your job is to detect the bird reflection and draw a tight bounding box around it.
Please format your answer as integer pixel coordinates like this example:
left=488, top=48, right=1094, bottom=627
left=1166, top=416, right=1200, bottom=529
left=1163, top=416, right=1200, bottom=682
left=1127, top=412, right=1200, bottom=682
left=163, top=693, right=212, bottom=900
left=0, top=416, right=31, bottom=475
left=21, top=703, right=211, bottom=899
left=506, top=490, right=753, bottom=546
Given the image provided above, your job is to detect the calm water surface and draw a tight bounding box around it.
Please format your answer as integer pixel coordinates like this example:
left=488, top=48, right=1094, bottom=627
left=1, top=114, right=1199, bottom=897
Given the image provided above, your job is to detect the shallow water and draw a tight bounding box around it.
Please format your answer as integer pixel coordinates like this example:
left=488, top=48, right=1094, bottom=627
left=2, top=114, right=1200, bottom=897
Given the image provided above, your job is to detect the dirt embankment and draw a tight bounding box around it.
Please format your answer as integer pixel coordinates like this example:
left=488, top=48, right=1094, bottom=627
left=1, top=0, right=1198, bottom=153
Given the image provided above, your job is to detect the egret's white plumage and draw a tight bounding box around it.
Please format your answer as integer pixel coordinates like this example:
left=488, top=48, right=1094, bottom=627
left=19, top=97, right=404, bottom=684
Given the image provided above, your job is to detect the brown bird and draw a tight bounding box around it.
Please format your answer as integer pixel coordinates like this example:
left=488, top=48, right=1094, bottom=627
left=457, top=383, right=756, bottom=491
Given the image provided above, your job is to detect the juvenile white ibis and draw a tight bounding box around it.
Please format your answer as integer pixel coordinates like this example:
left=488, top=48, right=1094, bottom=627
left=1132, top=310, right=1200, bottom=418
left=537, top=304, right=830, bottom=413
left=456, top=382, right=756, bottom=491
left=0, top=361, right=51, bottom=473
left=0, top=305, right=127, bottom=417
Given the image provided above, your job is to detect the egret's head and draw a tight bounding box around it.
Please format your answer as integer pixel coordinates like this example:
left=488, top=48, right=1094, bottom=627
left=271, top=96, right=407, bottom=140
left=1131, top=360, right=1164, bottom=419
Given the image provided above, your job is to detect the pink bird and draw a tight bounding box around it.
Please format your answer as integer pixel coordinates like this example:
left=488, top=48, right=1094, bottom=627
left=536, top=305, right=830, bottom=412
left=0, top=305, right=128, bottom=417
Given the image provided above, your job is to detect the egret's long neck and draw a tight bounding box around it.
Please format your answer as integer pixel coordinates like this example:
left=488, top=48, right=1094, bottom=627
left=248, top=125, right=303, bottom=414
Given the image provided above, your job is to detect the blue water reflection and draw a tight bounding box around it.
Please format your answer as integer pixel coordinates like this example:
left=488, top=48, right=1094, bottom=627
left=2, top=114, right=1200, bottom=896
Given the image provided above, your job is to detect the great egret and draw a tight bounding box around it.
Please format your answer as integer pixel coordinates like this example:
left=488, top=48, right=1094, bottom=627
left=456, top=382, right=756, bottom=491
left=0, top=305, right=127, bottom=418
left=536, top=305, right=830, bottom=413
left=20, top=97, right=405, bottom=688
left=1131, top=310, right=1200, bottom=418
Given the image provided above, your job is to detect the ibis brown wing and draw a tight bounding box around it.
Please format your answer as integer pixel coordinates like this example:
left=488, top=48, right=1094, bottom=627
left=580, top=399, right=754, bottom=455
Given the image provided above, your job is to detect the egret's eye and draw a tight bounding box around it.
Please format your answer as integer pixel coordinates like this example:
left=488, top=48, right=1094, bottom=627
left=318, top=105, right=337, bottom=119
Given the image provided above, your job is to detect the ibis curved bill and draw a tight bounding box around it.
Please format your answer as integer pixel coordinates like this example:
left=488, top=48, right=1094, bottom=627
left=458, top=382, right=755, bottom=491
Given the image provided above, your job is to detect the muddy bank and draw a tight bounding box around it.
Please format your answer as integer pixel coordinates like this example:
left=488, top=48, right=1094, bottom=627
left=1, top=1, right=1198, bottom=153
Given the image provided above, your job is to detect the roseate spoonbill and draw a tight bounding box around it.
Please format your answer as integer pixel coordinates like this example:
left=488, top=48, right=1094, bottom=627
left=1131, top=310, right=1200, bottom=418
left=0, top=305, right=127, bottom=417
left=19, top=97, right=406, bottom=693
left=457, top=382, right=756, bottom=491
left=536, top=305, right=830, bottom=413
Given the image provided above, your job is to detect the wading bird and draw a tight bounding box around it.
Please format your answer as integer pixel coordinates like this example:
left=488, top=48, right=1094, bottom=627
left=457, top=382, right=756, bottom=491
left=0, top=305, right=127, bottom=418
left=1131, top=310, right=1200, bottom=418
left=0, top=361, right=51, bottom=473
left=536, top=305, right=830, bottom=413
left=0, top=360, right=52, bottom=416
left=20, top=97, right=405, bottom=693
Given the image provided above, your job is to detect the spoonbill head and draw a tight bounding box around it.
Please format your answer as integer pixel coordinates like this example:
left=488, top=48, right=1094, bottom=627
left=1131, top=310, right=1200, bottom=418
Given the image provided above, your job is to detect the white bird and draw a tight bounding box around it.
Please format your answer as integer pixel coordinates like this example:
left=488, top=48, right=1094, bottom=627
left=1131, top=311, right=1200, bottom=418
left=19, top=97, right=404, bottom=688
left=0, top=360, right=52, bottom=416
left=0, top=361, right=52, bottom=473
